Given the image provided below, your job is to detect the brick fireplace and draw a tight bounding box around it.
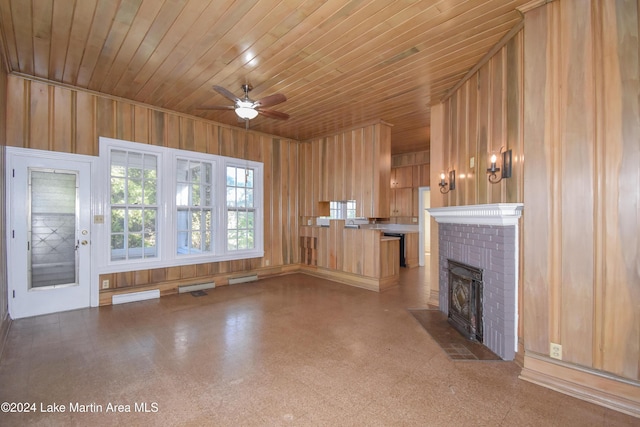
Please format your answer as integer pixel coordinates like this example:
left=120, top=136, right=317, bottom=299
left=427, top=203, right=523, bottom=360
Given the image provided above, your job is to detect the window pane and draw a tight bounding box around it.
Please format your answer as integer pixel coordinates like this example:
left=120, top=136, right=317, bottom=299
left=191, top=231, right=201, bottom=251
left=111, top=177, right=125, bottom=204
left=29, top=170, right=77, bottom=288
left=226, top=166, right=236, bottom=186
left=144, top=178, right=156, bottom=204
left=129, top=179, right=143, bottom=204
left=204, top=185, right=212, bottom=205
left=111, top=208, right=125, bottom=232
left=128, top=208, right=143, bottom=232
left=192, top=184, right=201, bottom=206
left=191, top=163, right=201, bottom=182
left=177, top=159, right=189, bottom=181
left=228, top=211, right=237, bottom=229
left=176, top=183, right=188, bottom=205
left=227, top=187, right=236, bottom=207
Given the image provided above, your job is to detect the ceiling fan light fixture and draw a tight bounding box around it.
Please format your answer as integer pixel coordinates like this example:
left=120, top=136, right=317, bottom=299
left=235, top=100, right=259, bottom=120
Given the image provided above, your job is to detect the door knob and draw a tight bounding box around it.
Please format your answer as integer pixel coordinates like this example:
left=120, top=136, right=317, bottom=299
left=81, top=240, right=88, bottom=246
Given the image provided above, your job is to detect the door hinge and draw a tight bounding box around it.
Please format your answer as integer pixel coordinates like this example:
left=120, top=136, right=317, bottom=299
left=12, top=290, right=15, bottom=298
left=12, top=168, right=15, bottom=178
left=12, top=230, right=14, bottom=238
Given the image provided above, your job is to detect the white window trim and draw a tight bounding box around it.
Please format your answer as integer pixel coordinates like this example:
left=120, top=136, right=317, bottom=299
left=97, top=137, right=264, bottom=274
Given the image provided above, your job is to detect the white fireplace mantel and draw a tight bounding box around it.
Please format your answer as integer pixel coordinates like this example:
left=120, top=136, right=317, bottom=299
left=427, top=203, right=524, bottom=226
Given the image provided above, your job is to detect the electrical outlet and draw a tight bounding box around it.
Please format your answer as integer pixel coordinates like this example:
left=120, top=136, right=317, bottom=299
left=102, top=279, right=109, bottom=289
left=265, top=260, right=270, bottom=266
left=550, top=342, right=562, bottom=360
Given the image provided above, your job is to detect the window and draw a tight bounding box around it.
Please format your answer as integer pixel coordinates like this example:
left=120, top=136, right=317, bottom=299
left=226, top=166, right=255, bottom=251
left=328, top=200, right=357, bottom=219
left=176, top=159, right=213, bottom=255
left=109, top=150, right=158, bottom=261
left=101, top=137, right=263, bottom=272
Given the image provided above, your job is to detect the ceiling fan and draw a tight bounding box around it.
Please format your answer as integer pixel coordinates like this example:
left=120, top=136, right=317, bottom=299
left=200, top=84, right=289, bottom=125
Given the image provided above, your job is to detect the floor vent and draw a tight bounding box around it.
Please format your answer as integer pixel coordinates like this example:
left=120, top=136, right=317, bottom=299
left=112, top=289, right=160, bottom=305
left=178, top=282, right=215, bottom=294
left=228, top=275, right=258, bottom=285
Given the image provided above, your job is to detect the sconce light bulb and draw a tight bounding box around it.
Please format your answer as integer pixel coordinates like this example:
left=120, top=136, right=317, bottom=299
left=490, top=154, right=497, bottom=164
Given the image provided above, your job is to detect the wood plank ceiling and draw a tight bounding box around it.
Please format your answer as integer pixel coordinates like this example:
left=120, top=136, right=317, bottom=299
left=0, top=0, right=529, bottom=155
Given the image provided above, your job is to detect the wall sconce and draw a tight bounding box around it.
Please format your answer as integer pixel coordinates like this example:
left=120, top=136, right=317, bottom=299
left=439, top=170, right=456, bottom=194
left=487, top=148, right=512, bottom=184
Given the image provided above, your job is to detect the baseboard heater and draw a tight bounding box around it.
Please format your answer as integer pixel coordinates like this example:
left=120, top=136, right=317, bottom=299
left=112, top=289, right=160, bottom=305
left=178, top=282, right=216, bottom=294
left=228, top=275, right=258, bottom=285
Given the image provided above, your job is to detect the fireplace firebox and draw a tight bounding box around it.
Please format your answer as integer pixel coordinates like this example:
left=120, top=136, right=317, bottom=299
left=447, top=259, right=483, bottom=342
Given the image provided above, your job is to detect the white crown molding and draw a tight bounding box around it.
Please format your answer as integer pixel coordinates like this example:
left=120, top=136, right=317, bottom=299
left=427, top=203, right=524, bottom=226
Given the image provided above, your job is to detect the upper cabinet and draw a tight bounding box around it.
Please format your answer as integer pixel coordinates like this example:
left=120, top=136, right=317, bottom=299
left=390, top=166, right=413, bottom=188
left=299, top=121, right=391, bottom=218
left=389, top=162, right=430, bottom=218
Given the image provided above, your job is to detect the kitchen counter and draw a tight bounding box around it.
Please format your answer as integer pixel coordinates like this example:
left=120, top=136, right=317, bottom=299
left=299, top=220, right=400, bottom=291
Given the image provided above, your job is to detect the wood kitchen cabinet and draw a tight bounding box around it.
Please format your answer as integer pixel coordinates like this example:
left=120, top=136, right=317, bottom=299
left=389, top=163, right=428, bottom=218
left=390, top=166, right=413, bottom=188
left=404, top=232, right=419, bottom=268
left=302, top=121, right=391, bottom=219
left=390, top=188, right=413, bottom=217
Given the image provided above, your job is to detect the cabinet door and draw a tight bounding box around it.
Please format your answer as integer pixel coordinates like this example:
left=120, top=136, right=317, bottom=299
left=391, top=188, right=413, bottom=216
left=395, top=166, right=413, bottom=188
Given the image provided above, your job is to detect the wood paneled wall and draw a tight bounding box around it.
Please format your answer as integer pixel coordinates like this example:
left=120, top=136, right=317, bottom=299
left=437, top=30, right=524, bottom=206
left=522, top=0, right=639, bottom=382
left=5, top=74, right=300, bottom=295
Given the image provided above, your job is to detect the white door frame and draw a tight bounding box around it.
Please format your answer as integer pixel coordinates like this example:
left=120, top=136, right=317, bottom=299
left=6, top=147, right=99, bottom=316
left=418, top=186, right=430, bottom=267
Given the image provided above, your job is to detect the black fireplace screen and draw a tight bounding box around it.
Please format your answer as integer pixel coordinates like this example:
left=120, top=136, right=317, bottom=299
left=447, top=259, right=483, bottom=342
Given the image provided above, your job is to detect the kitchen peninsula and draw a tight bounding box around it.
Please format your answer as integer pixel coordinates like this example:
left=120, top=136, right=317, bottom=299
left=299, top=220, right=400, bottom=292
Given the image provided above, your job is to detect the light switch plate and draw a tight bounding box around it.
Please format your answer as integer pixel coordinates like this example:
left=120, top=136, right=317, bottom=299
left=469, top=157, right=475, bottom=168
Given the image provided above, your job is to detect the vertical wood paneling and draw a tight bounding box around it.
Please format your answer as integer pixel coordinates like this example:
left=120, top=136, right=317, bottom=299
left=52, top=86, right=71, bottom=153
left=6, top=76, right=25, bottom=146
left=522, top=0, right=640, bottom=381
left=506, top=32, right=523, bottom=202
left=116, top=102, right=134, bottom=142
left=523, top=4, right=550, bottom=355
left=489, top=49, right=504, bottom=204
left=29, top=81, right=49, bottom=150
left=96, top=97, right=115, bottom=139
left=466, top=76, right=478, bottom=205
left=75, top=91, right=95, bottom=155
left=352, top=129, right=364, bottom=217
left=559, top=1, right=595, bottom=367
left=600, top=0, right=640, bottom=379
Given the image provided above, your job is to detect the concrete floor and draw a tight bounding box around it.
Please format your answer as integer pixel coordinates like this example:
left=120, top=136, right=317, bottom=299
left=0, top=266, right=637, bottom=426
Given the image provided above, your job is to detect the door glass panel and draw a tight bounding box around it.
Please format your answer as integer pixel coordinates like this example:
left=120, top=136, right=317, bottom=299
left=29, top=170, right=78, bottom=288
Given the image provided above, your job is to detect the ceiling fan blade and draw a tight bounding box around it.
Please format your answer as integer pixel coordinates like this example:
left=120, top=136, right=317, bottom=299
left=257, top=109, right=289, bottom=120
left=197, top=105, right=235, bottom=110
left=212, top=85, right=240, bottom=103
left=253, top=93, right=286, bottom=108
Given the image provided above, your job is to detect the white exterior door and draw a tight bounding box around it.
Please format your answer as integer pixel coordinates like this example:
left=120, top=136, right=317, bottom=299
left=7, top=149, right=93, bottom=319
